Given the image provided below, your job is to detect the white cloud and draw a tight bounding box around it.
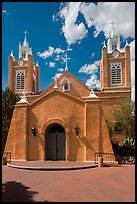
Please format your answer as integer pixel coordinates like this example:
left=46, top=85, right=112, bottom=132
left=79, top=60, right=100, bottom=75
left=57, top=2, right=135, bottom=44
left=90, top=52, right=95, bottom=59
left=2, top=9, right=10, bottom=15
left=57, top=68, right=64, bottom=72
left=49, top=62, right=55, bottom=68
left=37, top=47, right=54, bottom=59
left=52, top=73, right=62, bottom=80
left=58, top=2, right=88, bottom=45
left=37, top=46, right=65, bottom=59
left=79, top=60, right=100, bottom=89
left=86, top=74, right=100, bottom=89
left=80, top=2, right=135, bottom=39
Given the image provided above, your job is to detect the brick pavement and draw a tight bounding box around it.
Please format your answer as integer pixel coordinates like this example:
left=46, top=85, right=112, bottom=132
left=2, top=164, right=135, bottom=202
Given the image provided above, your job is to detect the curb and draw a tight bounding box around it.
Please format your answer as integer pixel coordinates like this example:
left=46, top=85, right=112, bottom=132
left=7, top=162, right=98, bottom=171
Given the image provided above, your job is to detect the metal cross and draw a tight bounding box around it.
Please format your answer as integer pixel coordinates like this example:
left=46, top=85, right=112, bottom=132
left=24, top=30, right=28, bottom=37
left=64, top=52, right=70, bottom=71
left=110, top=21, right=116, bottom=30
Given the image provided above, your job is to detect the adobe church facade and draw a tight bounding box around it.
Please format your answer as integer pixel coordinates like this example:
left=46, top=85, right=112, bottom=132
left=4, top=28, right=131, bottom=161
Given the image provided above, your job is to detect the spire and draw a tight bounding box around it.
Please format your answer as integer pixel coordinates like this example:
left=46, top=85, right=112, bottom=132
left=110, top=21, right=116, bottom=38
left=23, top=30, right=28, bottom=46
left=9, top=50, right=15, bottom=61
left=36, top=61, right=39, bottom=66
left=10, top=50, right=14, bottom=57
left=125, top=39, right=129, bottom=47
left=53, top=78, right=58, bottom=89
left=103, top=41, right=106, bottom=48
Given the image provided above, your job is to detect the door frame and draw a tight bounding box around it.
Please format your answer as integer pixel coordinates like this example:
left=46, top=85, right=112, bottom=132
left=40, top=118, right=70, bottom=161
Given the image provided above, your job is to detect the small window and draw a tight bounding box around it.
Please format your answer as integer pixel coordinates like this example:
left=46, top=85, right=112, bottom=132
left=22, top=51, right=26, bottom=58
left=112, top=42, right=117, bottom=50
left=61, top=77, right=70, bottom=91
left=64, top=83, right=69, bottom=91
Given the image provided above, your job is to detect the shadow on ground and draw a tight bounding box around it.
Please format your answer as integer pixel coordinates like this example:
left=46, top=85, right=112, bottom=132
left=2, top=181, right=49, bottom=202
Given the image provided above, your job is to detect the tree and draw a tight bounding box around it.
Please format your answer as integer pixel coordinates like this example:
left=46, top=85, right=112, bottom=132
left=2, top=87, right=20, bottom=152
left=106, top=98, right=135, bottom=147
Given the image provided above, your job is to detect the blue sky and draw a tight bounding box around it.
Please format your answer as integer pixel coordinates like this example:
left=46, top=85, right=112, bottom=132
left=2, top=2, right=135, bottom=100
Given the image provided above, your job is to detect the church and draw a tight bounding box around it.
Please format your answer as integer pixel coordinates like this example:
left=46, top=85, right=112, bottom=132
left=4, top=27, right=131, bottom=161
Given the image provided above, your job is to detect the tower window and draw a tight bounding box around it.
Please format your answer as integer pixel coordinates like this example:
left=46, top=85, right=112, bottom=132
left=22, top=51, right=26, bottom=58
left=16, top=70, right=25, bottom=90
left=110, top=63, right=122, bottom=85
left=112, top=42, right=117, bottom=50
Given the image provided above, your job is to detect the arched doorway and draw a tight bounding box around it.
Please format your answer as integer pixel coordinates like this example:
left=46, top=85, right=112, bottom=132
left=45, top=124, right=66, bottom=160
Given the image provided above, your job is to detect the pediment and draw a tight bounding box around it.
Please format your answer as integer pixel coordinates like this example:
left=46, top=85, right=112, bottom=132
left=30, top=89, right=84, bottom=108
left=39, top=71, right=90, bottom=99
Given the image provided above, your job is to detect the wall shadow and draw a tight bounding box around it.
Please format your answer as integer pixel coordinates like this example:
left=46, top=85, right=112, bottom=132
left=2, top=181, right=49, bottom=202
left=78, top=130, right=95, bottom=159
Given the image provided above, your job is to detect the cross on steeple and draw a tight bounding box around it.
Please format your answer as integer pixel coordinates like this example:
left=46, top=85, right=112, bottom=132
left=110, top=21, right=116, bottom=38
left=23, top=30, right=28, bottom=46
left=64, top=52, right=70, bottom=71
left=110, top=21, right=116, bottom=29
left=24, top=30, right=28, bottom=36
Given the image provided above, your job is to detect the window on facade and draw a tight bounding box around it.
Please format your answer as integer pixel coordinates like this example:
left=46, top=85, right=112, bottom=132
left=16, top=70, right=25, bottom=90
left=112, top=42, right=117, bottom=50
left=22, top=51, right=26, bottom=58
left=64, top=83, right=69, bottom=91
left=61, top=77, right=70, bottom=91
left=111, top=63, right=122, bottom=85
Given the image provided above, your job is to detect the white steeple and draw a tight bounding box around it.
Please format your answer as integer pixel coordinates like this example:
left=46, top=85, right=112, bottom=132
left=103, top=41, right=106, bottom=48
left=9, top=50, right=15, bottom=61
left=53, top=78, right=58, bottom=89
left=107, top=21, right=120, bottom=53
left=36, top=61, right=39, bottom=66
left=110, top=21, right=115, bottom=38
left=125, top=39, right=129, bottom=47
left=19, top=31, right=32, bottom=61
left=10, top=50, right=14, bottom=57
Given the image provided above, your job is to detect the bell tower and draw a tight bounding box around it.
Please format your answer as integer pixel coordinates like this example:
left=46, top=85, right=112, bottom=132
left=8, top=31, right=40, bottom=95
left=100, top=22, right=131, bottom=96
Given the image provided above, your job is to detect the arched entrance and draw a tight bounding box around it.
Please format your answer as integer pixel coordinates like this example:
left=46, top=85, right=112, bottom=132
left=45, top=124, right=66, bottom=160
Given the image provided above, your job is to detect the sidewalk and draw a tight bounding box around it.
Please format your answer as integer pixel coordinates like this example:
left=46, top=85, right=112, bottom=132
left=2, top=163, right=135, bottom=202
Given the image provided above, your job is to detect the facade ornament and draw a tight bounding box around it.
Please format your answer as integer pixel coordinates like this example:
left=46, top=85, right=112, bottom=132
left=17, top=92, right=29, bottom=104
left=88, top=89, right=99, bottom=98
